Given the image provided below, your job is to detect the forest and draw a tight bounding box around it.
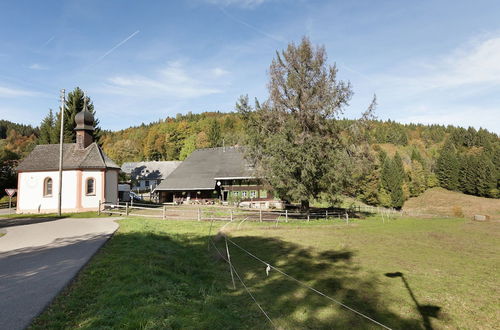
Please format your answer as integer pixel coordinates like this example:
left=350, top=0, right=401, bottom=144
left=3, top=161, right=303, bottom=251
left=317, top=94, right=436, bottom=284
left=1, top=108, right=498, bottom=207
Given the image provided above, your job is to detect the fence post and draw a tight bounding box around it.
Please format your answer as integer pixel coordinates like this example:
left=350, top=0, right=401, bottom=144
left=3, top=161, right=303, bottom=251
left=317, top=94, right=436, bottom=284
left=225, top=237, right=236, bottom=289
left=97, top=200, right=101, bottom=216
left=131, top=198, right=134, bottom=207
left=307, top=212, right=310, bottom=222
left=230, top=209, right=233, bottom=222
left=126, top=202, right=129, bottom=216
left=285, top=209, right=288, bottom=223
left=259, top=209, right=262, bottom=222
left=162, top=205, right=166, bottom=220
left=345, top=212, right=349, bottom=225
left=325, top=210, right=328, bottom=220
left=198, top=207, right=201, bottom=221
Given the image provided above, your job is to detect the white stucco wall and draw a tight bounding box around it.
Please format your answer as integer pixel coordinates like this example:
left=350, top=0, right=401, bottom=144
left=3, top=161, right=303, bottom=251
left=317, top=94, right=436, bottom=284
left=17, top=169, right=114, bottom=213
left=81, top=170, right=103, bottom=209
left=18, top=170, right=78, bottom=213
left=105, top=170, right=118, bottom=204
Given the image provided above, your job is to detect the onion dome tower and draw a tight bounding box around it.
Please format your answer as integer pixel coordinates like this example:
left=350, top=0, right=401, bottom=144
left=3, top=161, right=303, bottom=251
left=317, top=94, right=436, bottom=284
left=74, top=95, right=94, bottom=150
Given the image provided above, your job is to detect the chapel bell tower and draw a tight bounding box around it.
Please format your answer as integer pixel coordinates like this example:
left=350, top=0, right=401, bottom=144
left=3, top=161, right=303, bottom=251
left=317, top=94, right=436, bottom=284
left=74, top=96, right=94, bottom=150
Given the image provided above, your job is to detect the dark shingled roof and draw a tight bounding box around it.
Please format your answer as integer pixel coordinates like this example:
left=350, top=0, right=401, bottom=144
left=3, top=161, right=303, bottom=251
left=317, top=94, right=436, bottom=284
left=17, top=142, right=120, bottom=171
left=122, top=161, right=182, bottom=180
left=155, top=147, right=254, bottom=191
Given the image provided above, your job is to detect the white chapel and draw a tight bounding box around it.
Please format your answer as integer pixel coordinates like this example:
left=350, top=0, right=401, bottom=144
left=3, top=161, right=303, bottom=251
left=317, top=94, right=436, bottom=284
left=16, top=103, right=119, bottom=213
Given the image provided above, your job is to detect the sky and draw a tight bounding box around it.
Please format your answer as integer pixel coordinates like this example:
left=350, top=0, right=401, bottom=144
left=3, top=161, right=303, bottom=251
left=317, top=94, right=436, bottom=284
left=0, top=0, right=499, bottom=133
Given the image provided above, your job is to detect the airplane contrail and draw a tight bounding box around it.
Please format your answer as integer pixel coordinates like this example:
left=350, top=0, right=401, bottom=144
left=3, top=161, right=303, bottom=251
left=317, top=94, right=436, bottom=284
left=219, top=8, right=285, bottom=43
left=89, top=30, right=140, bottom=67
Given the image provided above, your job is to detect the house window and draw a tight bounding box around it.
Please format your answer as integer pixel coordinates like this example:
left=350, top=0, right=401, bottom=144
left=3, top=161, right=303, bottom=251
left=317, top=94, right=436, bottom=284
left=242, top=191, right=248, bottom=198
left=145, top=180, right=150, bottom=187
left=86, top=178, right=95, bottom=196
left=43, top=177, right=53, bottom=197
left=250, top=190, right=257, bottom=198
left=260, top=190, right=268, bottom=198
left=233, top=191, right=239, bottom=197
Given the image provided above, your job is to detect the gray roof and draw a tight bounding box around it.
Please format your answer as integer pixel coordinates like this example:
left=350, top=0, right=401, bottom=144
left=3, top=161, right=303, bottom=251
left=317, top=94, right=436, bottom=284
left=155, top=147, right=254, bottom=191
left=17, top=143, right=120, bottom=172
left=123, top=161, right=182, bottom=180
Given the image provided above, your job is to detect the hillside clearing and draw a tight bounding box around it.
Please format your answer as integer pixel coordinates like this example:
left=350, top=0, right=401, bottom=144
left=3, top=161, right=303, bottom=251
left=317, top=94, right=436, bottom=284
left=403, top=187, right=500, bottom=219
left=31, top=217, right=499, bottom=329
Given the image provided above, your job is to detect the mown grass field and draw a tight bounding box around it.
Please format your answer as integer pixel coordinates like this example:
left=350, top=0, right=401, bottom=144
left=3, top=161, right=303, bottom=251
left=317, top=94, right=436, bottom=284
left=31, top=216, right=499, bottom=329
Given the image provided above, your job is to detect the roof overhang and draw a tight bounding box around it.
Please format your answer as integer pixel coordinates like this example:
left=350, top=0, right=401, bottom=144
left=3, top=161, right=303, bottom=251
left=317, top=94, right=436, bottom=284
left=213, top=176, right=256, bottom=180
left=154, top=187, right=215, bottom=191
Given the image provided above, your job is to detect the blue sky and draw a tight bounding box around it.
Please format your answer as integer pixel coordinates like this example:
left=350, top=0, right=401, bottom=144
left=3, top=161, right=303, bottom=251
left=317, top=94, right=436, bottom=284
left=1, top=0, right=499, bottom=133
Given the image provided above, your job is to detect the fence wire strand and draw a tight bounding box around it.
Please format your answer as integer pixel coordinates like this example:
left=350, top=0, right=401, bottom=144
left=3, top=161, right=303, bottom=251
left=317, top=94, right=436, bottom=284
left=209, top=239, right=276, bottom=328
left=224, top=236, right=392, bottom=330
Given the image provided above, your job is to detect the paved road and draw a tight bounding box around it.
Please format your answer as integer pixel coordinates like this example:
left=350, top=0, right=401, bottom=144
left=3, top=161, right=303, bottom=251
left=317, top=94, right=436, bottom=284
left=0, top=217, right=119, bottom=330
left=0, top=208, right=14, bottom=216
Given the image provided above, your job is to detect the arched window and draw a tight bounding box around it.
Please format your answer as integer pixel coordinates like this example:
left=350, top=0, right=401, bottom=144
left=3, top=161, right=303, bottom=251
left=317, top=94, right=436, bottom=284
left=86, top=178, right=95, bottom=196
left=43, top=177, right=53, bottom=197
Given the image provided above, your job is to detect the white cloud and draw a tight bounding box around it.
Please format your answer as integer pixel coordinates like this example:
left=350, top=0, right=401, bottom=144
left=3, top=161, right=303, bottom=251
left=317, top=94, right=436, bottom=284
left=105, top=61, right=223, bottom=98
left=28, top=63, right=48, bottom=70
left=378, top=35, right=500, bottom=93
left=0, top=85, right=41, bottom=98
left=212, top=67, right=229, bottom=77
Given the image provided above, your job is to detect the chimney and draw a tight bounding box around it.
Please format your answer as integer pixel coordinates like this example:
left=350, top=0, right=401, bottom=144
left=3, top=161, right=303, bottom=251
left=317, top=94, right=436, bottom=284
left=74, top=95, right=94, bottom=150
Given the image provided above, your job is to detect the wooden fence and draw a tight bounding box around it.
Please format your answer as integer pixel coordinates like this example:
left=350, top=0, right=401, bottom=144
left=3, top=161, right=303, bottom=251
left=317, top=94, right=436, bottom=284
left=99, top=201, right=354, bottom=223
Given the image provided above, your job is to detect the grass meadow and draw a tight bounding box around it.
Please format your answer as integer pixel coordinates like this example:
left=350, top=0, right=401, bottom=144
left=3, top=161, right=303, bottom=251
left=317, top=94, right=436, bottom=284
left=30, top=216, right=499, bottom=329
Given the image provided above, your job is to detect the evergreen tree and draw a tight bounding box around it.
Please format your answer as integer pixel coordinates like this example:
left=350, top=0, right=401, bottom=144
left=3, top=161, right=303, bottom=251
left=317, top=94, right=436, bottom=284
left=379, top=153, right=406, bottom=208
left=207, top=118, right=222, bottom=147
left=239, top=37, right=373, bottom=210
left=436, top=142, right=460, bottom=190
left=393, top=152, right=406, bottom=183
left=38, top=109, right=56, bottom=144
left=57, top=87, right=102, bottom=144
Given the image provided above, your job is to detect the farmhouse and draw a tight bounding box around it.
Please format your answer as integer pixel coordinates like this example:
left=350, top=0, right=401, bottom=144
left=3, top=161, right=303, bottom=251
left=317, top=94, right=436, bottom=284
left=154, top=146, right=281, bottom=207
left=16, top=104, right=120, bottom=213
left=121, top=161, right=181, bottom=191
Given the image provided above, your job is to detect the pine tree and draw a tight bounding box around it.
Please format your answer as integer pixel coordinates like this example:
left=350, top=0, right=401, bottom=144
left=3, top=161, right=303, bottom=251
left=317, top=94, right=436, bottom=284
left=393, top=152, right=406, bottom=183
left=436, top=142, right=459, bottom=190
left=38, top=109, right=56, bottom=144
left=207, top=119, right=222, bottom=147
left=58, top=87, right=101, bottom=144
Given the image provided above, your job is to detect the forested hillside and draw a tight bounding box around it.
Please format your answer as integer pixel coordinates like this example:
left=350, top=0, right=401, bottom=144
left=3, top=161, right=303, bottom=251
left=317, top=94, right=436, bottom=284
left=99, top=112, right=499, bottom=206
left=1, top=111, right=498, bottom=206
left=0, top=120, right=38, bottom=198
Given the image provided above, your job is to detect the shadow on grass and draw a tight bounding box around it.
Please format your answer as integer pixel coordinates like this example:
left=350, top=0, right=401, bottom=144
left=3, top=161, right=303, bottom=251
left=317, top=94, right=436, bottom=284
left=30, top=226, right=431, bottom=329
left=385, top=272, right=441, bottom=330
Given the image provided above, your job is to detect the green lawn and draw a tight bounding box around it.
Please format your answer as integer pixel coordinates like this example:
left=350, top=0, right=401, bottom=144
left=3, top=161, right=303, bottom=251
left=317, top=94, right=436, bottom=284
left=30, top=216, right=499, bottom=329
left=0, top=211, right=107, bottom=219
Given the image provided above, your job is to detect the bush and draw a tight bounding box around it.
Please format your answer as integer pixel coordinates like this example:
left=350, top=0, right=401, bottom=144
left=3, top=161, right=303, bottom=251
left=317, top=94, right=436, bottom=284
left=452, top=206, right=464, bottom=218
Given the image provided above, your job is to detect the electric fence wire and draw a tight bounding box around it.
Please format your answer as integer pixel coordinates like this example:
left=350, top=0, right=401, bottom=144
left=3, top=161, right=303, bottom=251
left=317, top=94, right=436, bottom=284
left=209, top=239, right=277, bottom=328
left=225, top=236, right=392, bottom=330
